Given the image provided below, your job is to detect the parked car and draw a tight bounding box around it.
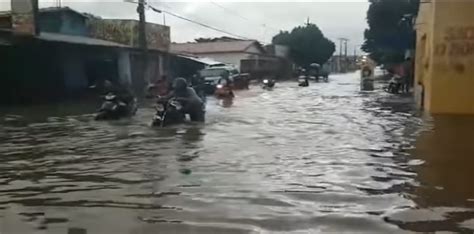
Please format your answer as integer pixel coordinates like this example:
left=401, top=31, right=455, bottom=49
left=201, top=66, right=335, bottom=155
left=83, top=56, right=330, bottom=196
left=199, top=65, right=244, bottom=94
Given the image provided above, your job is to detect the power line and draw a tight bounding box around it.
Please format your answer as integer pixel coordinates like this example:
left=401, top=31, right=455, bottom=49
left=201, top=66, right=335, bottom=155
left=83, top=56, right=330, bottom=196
left=210, top=1, right=251, bottom=22
left=210, top=1, right=280, bottom=32
left=147, top=5, right=252, bottom=41
left=125, top=1, right=264, bottom=42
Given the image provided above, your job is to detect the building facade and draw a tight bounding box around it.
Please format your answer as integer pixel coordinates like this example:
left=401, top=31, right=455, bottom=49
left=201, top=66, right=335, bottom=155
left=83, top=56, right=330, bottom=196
left=0, top=6, right=171, bottom=103
left=415, top=0, right=474, bottom=114
left=171, top=40, right=267, bottom=70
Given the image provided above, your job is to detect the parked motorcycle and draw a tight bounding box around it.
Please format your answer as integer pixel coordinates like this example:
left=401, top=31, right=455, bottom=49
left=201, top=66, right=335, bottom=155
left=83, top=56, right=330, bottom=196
left=95, top=93, right=137, bottom=120
left=298, top=76, right=309, bottom=87
left=151, top=98, right=186, bottom=127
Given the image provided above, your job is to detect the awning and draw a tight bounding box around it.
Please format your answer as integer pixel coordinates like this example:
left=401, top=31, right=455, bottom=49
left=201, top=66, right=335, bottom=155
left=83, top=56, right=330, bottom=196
left=37, top=32, right=130, bottom=48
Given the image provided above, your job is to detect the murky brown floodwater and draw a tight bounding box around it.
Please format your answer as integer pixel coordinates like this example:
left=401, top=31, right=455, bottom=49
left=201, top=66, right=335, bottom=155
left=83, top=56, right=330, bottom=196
left=0, top=72, right=473, bottom=233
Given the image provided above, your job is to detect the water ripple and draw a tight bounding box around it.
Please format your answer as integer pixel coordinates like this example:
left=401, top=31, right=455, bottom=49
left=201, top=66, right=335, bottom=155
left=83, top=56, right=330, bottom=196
left=0, top=72, right=471, bottom=233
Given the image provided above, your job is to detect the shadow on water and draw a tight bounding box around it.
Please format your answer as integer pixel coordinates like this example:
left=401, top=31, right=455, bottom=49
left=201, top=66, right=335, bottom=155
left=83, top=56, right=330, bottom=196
left=0, top=72, right=473, bottom=233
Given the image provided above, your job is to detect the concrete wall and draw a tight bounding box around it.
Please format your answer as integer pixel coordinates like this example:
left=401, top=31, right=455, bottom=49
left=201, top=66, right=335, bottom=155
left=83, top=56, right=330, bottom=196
left=39, top=11, right=88, bottom=36
left=11, top=0, right=35, bottom=35
left=59, top=12, right=87, bottom=36
left=88, top=19, right=171, bottom=51
left=416, top=0, right=474, bottom=114
left=118, top=51, right=132, bottom=86
left=38, top=11, right=88, bottom=36
left=129, top=52, right=165, bottom=95
left=414, top=1, right=434, bottom=109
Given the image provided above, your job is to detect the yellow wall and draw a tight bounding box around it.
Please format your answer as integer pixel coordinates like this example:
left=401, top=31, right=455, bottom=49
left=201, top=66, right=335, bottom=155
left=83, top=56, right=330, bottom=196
left=416, top=0, right=474, bottom=114
left=414, top=1, right=434, bottom=109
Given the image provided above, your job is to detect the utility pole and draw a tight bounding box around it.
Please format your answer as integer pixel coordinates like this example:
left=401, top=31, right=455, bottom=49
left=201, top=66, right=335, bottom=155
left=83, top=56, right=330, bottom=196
left=32, top=0, right=40, bottom=35
left=137, top=0, right=149, bottom=86
left=138, top=0, right=147, bottom=53
left=344, top=39, right=348, bottom=58
left=337, top=38, right=348, bottom=73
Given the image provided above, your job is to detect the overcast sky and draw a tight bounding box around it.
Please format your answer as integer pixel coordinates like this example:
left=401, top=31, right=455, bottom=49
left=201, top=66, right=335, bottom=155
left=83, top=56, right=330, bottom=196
left=0, top=0, right=369, bottom=53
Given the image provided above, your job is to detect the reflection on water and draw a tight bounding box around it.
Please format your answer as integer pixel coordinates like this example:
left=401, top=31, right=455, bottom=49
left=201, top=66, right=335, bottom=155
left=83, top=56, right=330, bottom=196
left=385, top=115, right=474, bottom=232
left=0, top=72, right=473, bottom=233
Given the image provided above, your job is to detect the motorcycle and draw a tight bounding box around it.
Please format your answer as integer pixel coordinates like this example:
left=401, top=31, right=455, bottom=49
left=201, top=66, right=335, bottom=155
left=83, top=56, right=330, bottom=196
left=215, top=84, right=234, bottom=99
left=95, top=93, right=137, bottom=120
left=262, top=79, right=275, bottom=90
left=151, top=98, right=186, bottom=127
left=384, top=76, right=403, bottom=94
left=298, top=76, right=309, bottom=87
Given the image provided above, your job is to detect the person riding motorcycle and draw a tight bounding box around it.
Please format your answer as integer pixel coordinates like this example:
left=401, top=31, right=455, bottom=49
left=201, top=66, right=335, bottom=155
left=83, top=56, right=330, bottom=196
left=162, top=78, right=205, bottom=122
left=300, top=69, right=309, bottom=81
left=103, top=80, right=135, bottom=105
left=263, top=78, right=276, bottom=88
left=214, top=70, right=235, bottom=97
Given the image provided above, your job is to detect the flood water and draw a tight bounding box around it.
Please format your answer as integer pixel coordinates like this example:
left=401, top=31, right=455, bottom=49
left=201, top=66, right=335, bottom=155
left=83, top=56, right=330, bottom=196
left=1, top=72, right=474, bottom=233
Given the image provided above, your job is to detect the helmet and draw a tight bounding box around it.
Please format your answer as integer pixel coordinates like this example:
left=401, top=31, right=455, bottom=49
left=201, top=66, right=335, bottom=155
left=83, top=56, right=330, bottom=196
left=173, top=77, right=188, bottom=92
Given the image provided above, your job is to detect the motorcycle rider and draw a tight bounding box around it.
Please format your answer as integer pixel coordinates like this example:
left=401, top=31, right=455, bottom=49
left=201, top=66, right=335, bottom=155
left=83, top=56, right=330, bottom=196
left=103, top=80, right=135, bottom=105
left=162, top=77, right=205, bottom=122
left=264, top=78, right=276, bottom=88
left=216, top=70, right=235, bottom=97
left=300, top=69, right=309, bottom=82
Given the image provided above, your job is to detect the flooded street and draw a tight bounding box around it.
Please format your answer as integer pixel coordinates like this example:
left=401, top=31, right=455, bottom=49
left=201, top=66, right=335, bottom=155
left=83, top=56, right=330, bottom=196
left=1, top=72, right=474, bottom=233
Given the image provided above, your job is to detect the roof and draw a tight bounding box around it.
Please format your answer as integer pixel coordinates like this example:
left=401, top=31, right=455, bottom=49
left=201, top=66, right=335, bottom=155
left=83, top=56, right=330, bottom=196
left=38, top=32, right=129, bottom=48
left=171, top=40, right=265, bottom=54
left=176, top=54, right=225, bottom=66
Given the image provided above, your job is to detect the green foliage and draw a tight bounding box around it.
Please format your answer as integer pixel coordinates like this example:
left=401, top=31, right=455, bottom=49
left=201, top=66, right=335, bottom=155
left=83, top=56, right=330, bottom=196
left=362, top=0, right=419, bottom=65
left=272, top=24, right=335, bottom=67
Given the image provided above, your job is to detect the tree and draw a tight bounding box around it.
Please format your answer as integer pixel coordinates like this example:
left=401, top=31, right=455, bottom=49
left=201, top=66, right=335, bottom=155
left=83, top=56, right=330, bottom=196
left=362, top=0, right=419, bottom=65
left=272, top=24, right=335, bottom=67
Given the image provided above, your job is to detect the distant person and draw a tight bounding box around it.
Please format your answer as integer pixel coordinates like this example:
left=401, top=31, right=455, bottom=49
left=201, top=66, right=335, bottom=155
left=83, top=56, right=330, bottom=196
left=146, top=75, right=170, bottom=98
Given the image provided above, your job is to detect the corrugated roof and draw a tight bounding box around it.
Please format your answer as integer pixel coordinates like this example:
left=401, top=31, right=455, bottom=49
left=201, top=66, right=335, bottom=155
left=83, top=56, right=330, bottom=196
left=171, top=40, right=262, bottom=54
left=38, top=32, right=129, bottom=48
